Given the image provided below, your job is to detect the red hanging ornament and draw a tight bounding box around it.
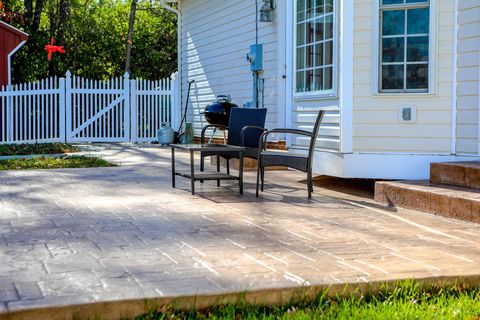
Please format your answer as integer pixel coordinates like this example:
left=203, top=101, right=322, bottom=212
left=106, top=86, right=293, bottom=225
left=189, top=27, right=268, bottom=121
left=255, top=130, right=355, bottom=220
left=44, top=37, right=65, bottom=61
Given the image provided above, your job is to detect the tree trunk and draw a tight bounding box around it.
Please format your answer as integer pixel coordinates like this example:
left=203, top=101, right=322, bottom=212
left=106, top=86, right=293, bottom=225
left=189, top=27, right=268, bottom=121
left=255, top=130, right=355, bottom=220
left=48, top=0, right=56, bottom=76
left=24, top=0, right=33, bottom=24
left=31, top=0, right=46, bottom=32
left=124, top=0, right=138, bottom=74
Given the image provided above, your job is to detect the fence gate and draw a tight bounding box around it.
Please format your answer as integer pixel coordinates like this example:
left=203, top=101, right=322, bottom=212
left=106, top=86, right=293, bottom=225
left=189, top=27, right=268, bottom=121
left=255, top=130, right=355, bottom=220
left=66, top=72, right=131, bottom=143
left=0, top=71, right=179, bottom=145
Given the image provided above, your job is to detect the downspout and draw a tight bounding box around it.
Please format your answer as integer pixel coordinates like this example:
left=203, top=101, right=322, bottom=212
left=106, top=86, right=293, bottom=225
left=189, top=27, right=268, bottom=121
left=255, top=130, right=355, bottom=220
left=451, top=0, right=458, bottom=155
left=159, top=0, right=182, bottom=125
left=7, top=40, right=27, bottom=86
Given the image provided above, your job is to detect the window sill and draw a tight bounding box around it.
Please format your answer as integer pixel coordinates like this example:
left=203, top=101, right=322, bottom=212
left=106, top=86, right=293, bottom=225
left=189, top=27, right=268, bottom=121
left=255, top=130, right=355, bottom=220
left=294, top=93, right=338, bottom=101
left=372, top=91, right=437, bottom=98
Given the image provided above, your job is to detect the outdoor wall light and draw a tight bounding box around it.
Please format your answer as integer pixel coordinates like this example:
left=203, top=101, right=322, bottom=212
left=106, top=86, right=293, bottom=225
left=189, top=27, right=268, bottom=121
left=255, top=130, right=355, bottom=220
left=259, top=0, right=276, bottom=23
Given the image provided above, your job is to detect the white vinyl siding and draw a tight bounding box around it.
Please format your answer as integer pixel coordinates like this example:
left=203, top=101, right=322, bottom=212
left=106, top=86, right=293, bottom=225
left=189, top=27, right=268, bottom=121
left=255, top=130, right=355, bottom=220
left=290, top=0, right=340, bottom=154
left=353, top=0, right=454, bottom=154
left=456, top=0, right=480, bottom=155
left=179, top=0, right=279, bottom=136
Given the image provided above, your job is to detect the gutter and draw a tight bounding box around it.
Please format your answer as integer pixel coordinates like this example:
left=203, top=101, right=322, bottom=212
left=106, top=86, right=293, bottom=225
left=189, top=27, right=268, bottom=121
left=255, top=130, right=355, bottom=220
left=7, top=40, right=27, bottom=86
left=451, top=0, right=458, bottom=155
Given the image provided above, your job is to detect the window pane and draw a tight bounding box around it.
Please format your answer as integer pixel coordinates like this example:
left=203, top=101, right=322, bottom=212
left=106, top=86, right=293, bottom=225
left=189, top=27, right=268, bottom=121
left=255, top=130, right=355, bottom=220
left=324, top=67, right=333, bottom=90
left=297, top=47, right=305, bottom=69
left=382, top=10, right=405, bottom=36
left=314, top=17, right=324, bottom=42
left=306, top=69, right=314, bottom=91
left=297, top=0, right=306, bottom=22
left=382, top=0, right=403, bottom=4
left=407, top=36, right=428, bottom=61
left=306, top=45, right=315, bottom=68
left=314, top=68, right=323, bottom=91
left=297, top=23, right=306, bottom=45
left=315, top=0, right=324, bottom=16
left=407, top=8, right=429, bottom=34
left=382, top=64, right=404, bottom=90
left=306, top=21, right=315, bottom=44
left=325, top=0, right=333, bottom=13
left=382, top=37, right=404, bottom=62
left=325, top=14, right=334, bottom=39
left=314, top=43, right=324, bottom=67
left=324, top=40, right=333, bottom=65
left=296, top=71, right=305, bottom=92
left=406, top=64, right=428, bottom=89
left=306, top=0, right=315, bottom=19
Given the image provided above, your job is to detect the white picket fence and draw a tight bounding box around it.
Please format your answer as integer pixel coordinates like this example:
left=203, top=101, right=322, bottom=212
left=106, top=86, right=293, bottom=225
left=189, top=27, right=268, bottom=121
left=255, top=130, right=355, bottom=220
left=0, top=71, right=179, bottom=144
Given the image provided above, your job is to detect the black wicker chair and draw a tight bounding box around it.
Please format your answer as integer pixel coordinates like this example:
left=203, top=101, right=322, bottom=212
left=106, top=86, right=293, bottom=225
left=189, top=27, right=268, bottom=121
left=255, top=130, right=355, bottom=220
left=256, top=110, right=325, bottom=198
left=200, top=108, right=267, bottom=174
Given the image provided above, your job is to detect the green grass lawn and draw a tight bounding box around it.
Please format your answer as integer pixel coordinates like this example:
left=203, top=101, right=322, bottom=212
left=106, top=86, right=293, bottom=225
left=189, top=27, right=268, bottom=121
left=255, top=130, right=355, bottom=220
left=0, top=143, right=79, bottom=156
left=137, top=282, right=480, bottom=320
left=0, top=156, right=115, bottom=170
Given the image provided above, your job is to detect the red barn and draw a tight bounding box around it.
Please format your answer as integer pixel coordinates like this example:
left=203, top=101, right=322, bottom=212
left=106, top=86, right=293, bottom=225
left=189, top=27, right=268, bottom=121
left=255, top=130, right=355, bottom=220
left=0, top=20, right=28, bottom=87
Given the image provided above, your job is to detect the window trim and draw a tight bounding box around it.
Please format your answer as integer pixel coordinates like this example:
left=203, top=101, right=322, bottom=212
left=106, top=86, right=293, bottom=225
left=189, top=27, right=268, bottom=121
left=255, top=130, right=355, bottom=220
left=293, top=0, right=338, bottom=99
left=372, top=0, right=437, bottom=95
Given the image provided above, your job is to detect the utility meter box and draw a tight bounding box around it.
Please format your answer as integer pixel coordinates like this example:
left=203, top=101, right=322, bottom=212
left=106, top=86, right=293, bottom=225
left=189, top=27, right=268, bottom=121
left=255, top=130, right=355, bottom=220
left=247, top=44, right=263, bottom=72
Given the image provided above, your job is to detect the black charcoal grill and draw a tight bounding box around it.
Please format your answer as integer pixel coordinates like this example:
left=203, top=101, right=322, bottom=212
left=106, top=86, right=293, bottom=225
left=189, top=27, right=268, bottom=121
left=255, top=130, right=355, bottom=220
left=203, top=95, right=238, bottom=127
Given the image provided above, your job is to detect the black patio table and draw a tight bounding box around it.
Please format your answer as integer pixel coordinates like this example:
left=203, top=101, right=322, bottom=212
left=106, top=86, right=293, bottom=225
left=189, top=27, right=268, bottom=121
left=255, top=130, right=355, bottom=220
left=170, top=144, right=246, bottom=195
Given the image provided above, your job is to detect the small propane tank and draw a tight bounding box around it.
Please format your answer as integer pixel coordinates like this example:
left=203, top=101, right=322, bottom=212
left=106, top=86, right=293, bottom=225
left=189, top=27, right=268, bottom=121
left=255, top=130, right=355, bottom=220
left=157, top=123, right=174, bottom=145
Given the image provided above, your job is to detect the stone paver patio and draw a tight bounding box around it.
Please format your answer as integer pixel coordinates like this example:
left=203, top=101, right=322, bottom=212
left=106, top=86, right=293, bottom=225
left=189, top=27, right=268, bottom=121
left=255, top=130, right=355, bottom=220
left=1, top=145, right=480, bottom=319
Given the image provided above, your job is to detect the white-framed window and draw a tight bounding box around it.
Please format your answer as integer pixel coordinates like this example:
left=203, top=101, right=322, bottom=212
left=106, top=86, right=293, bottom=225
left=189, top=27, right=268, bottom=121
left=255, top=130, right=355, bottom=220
left=294, top=0, right=336, bottom=96
left=379, top=0, right=430, bottom=93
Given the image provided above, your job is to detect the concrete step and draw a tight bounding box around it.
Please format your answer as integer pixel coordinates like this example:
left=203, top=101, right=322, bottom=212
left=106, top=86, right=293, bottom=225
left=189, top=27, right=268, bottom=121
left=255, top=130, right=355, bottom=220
left=430, top=161, right=480, bottom=189
left=374, top=180, right=480, bottom=224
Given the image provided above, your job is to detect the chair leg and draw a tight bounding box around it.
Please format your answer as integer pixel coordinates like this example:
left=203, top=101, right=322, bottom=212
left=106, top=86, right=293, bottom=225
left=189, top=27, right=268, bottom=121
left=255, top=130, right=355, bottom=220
left=216, top=155, right=221, bottom=187
left=260, top=166, right=265, bottom=192
left=199, top=156, right=204, bottom=183
left=256, top=162, right=261, bottom=197
left=307, top=170, right=313, bottom=199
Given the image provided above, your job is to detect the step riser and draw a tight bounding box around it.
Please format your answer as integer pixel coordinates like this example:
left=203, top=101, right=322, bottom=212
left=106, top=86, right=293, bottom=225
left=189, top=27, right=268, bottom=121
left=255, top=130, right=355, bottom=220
left=375, top=182, right=480, bottom=224
left=430, top=162, right=480, bottom=189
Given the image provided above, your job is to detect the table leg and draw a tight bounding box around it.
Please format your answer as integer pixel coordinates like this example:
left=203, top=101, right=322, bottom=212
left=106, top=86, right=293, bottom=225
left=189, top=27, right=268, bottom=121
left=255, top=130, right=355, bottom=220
left=171, top=147, right=175, bottom=188
left=239, top=151, right=244, bottom=195
left=190, top=150, right=195, bottom=195
left=216, top=154, right=220, bottom=187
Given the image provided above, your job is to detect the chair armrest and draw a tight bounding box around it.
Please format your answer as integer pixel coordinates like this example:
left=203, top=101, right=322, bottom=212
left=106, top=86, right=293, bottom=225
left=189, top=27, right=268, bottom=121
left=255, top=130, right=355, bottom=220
left=240, top=126, right=267, bottom=147
left=259, top=128, right=313, bottom=150
left=201, top=124, right=229, bottom=143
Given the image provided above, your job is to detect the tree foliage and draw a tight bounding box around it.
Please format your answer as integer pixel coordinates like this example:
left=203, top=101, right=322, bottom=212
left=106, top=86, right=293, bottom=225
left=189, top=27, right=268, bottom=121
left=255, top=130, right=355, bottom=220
left=1, top=0, right=177, bottom=82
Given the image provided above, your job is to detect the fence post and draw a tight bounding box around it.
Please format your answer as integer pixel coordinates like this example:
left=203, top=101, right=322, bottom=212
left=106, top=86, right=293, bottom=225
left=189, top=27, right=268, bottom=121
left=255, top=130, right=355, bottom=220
left=59, top=76, right=66, bottom=143
left=6, top=84, right=13, bottom=142
left=171, top=72, right=181, bottom=132
left=124, top=72, right=131, bottom=142
left=65, top=71, right=72, bottom=143
left=130, top=78, right=137, bottom=143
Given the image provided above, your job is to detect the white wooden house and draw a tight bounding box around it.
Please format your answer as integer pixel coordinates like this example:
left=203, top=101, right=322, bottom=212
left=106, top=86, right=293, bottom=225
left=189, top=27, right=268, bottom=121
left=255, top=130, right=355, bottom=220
left=160, top=0, right=480, bottom=179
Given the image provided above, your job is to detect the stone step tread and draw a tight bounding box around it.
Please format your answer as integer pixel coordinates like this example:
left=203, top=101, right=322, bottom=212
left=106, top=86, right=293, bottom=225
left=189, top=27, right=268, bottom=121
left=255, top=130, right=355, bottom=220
left=378, top=180, right=480, bottom=200
left=374, top=180, right=480, bottom=223
left=430, top=161, right=480, bottom=189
